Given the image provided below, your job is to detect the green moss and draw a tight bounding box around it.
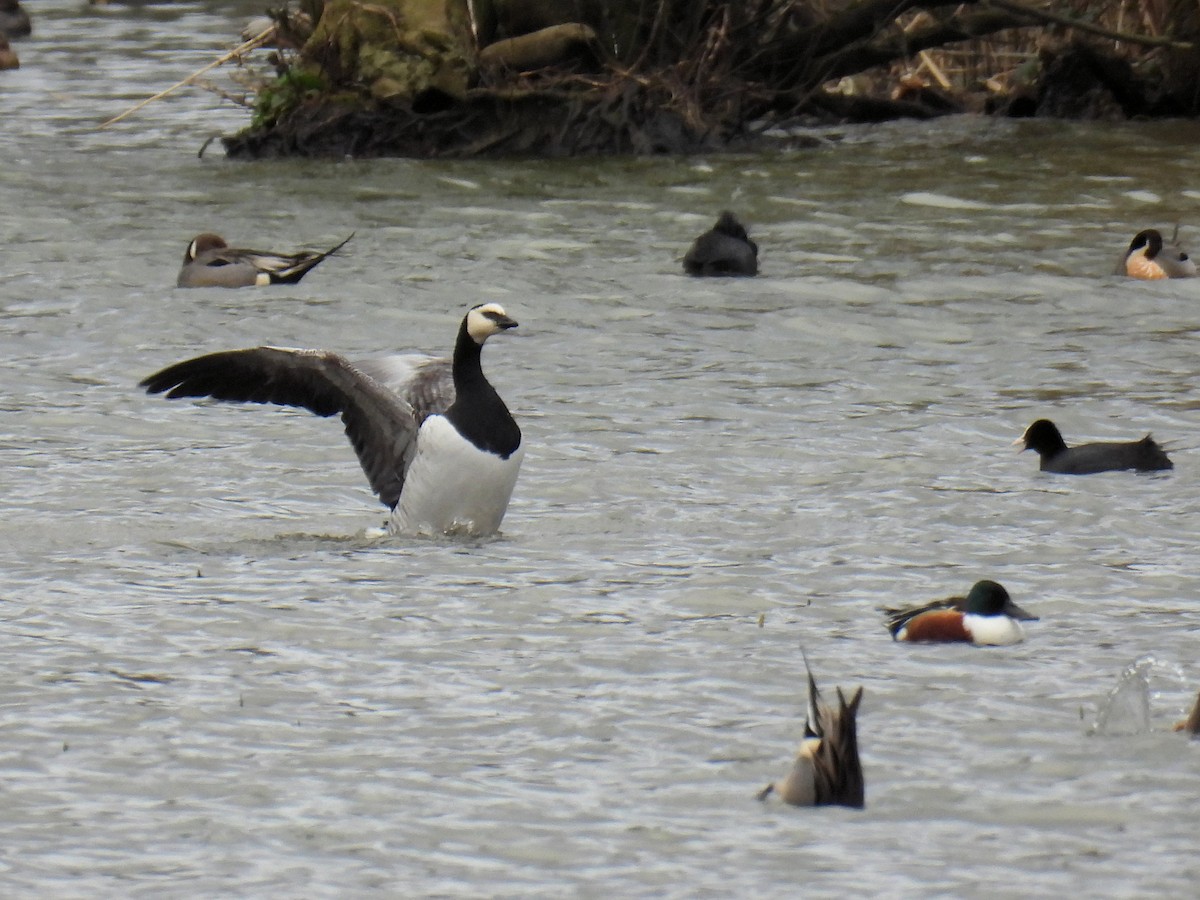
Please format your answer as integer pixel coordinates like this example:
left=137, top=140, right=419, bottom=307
left=251, top=68, right=327, bottom=129
left=301, top=0, right=473, bottom=102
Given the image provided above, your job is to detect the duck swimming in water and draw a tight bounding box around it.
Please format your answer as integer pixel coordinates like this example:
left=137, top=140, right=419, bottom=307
left=1017, top=419, right=1172, bottom=475
left=885, top=580, right=1033, bottom=646
left=683, top=211, right=759, bottom=277
left=176, top=233, right=352, bottom=288
left=1117, top=228, right=1196, bottom=280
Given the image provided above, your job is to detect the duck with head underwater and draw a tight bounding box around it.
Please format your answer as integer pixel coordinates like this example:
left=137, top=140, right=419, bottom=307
left=757, top=656, right=864, bottom=808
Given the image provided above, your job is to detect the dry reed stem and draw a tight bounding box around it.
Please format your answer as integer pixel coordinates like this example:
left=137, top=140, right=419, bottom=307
left=99, top=27, right=275, bottom=128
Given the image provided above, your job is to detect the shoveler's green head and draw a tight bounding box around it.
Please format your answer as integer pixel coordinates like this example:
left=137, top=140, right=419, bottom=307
left=964, top=580, right=1037, bottom=621
left=964, top=580, right=1010, bottom=615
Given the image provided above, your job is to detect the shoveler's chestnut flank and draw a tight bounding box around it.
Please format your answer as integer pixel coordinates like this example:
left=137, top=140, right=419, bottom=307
left=885, top=580, right=1033, bottom=646
left=1117, top=228, right=1196, bottom=280
left=881, top=583, right=1039, bottom=633
left=1017, top=418, right=1173, bottom=475
left=1174, top=691, right=1200, bottom=736
left=683, top=211, right=759, bottom=276
left=757, top=659, right=864, bottom=808
left=0, top=32, right=17, bottom=69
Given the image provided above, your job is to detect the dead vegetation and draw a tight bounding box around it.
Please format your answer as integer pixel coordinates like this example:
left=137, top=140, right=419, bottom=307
left=206, top=0, right=1200, bottom=158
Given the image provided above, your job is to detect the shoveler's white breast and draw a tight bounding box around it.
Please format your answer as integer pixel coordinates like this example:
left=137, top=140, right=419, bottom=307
left=963, top=613, right=1024, bottom=646
left=391, top=414, right=524, bottom=537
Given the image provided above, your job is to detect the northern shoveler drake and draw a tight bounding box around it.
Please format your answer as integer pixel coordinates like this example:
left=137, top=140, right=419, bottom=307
left=884, top=580, right=1034, bottom=646
left=1174, top=691, right=1200, bottom=736
left=1117, top=228, right=1196, bottom=280
left=683, top=211, right=759, bottom=277
left=177, top=232, right=352, bottom=288
left=1016, top=418, right=1173, bottom=475
left=757, top=658, right=864, bottom=808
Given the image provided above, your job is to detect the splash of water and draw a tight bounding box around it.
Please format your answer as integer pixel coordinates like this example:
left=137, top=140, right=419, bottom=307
left=1088, top=655, right=1188, bottom=736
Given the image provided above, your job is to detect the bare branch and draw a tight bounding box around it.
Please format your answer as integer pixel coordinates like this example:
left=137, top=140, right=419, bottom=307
left=988, top=0, right=1193, bottom=49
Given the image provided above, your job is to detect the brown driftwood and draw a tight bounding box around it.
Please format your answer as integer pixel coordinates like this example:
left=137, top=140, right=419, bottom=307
left=478, top=23, right=599, bottom=72
left=219, top=0, right=1200, bottom=159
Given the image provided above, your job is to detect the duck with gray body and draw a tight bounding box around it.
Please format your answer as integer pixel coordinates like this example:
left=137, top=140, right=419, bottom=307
left=1116, top=228, right=1196, bottom=279
left=176, top=233, right=353, bottom=288
left=1017, top=418, right=1172, bottom=474
left=683, top=211, right=758, bottom=277
left=140, top=303, right=523, bottom=537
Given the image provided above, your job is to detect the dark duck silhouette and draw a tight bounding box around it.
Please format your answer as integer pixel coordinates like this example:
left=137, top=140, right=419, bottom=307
left=1017, top=419, right=1172, bottom=474
left=683, top=211, right=758, bottom=277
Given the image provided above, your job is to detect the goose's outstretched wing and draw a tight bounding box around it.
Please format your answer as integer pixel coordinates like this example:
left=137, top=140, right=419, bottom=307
left=351, top=354, right=455, bottom=426
left=140, top=347, right=418, bottom=509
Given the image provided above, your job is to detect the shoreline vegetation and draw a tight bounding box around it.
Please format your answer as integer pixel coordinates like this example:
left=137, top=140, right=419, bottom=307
left=179, top=0, right=1198, bottom=159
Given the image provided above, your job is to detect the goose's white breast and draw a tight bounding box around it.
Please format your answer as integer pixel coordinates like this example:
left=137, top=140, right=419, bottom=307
left=390, top=415, right=524, bottom=537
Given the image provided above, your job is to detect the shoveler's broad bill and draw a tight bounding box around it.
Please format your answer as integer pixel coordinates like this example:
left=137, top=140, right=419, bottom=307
left=757, top=658, right=864, bottom=808
left=884, top=580, right=1035, bottom=646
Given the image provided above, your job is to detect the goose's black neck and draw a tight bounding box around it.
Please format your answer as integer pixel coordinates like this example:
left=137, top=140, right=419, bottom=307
left=444, top=319, right=521, bottom=457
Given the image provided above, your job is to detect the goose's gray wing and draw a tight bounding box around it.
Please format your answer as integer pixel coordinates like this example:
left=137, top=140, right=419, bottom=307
left=351, top=354, right=455, bottom=425
left=140, top=347, right=418, bottom=509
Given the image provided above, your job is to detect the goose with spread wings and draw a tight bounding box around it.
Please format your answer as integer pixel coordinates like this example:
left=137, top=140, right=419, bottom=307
left=139, top=303, right=524, bottom=537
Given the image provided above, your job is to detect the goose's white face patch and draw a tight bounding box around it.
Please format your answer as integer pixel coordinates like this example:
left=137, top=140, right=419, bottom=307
left=466, top=303, right=514, bottom=344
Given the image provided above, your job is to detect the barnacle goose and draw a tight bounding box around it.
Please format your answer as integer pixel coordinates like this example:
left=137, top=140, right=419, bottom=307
left=140, top=303, right=523, bottom=537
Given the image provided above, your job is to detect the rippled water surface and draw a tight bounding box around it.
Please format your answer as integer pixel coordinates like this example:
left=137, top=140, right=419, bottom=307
left=3, top=3, right=1200, bottom=896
